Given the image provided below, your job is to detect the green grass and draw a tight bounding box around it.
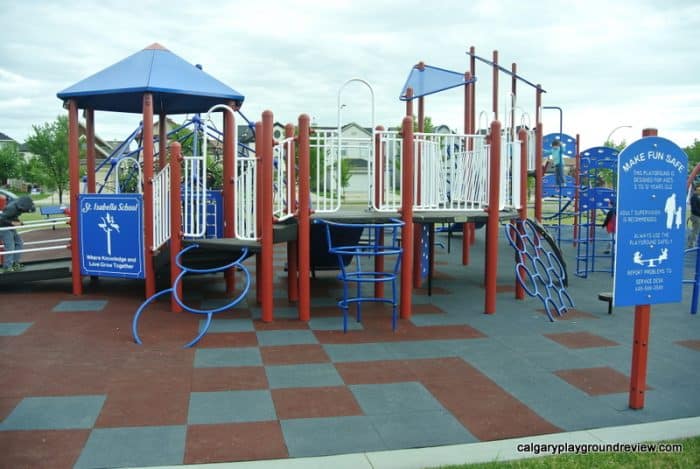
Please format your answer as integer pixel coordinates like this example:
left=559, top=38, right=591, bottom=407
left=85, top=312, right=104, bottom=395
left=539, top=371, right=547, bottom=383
left=433, top=436, right=700, bottom=468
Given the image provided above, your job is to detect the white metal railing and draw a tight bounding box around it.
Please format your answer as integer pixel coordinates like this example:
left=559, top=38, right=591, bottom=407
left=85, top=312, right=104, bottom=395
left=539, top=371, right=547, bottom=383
left=235, top=150, right=258, bottom=240
left=309, top=129, right=344, bottom=213
left=1, top=220, right=71, bottom=261
left=501, top=135, right=522, bottom=211
left=372, top=131, right=491, bottom=212
left=273, top=137, right=295, bottom=221
left=181, top=151, right=207, bottom=238
left=527, top=129, right=536, bottom=172
left=152, top=163, right=170, bottom=250
left=372, top=129, right=402, bottom=212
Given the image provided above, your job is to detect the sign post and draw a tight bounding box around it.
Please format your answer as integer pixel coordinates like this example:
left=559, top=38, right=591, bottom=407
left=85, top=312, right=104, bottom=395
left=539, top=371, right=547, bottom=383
left=613, top=129, right=687, bottom=409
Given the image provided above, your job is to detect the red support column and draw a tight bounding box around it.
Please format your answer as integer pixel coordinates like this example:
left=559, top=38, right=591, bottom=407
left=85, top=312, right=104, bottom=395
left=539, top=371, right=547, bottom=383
left=86, top=108, right=96, bottom=193
left=170, top=142, right=183, bottom=312
left=297, top=115, right=311, bottom=321
left=629, top=127, right=658, bottom=410
left=492, top=50, right=499, bottom=122
left=223, top=105, right=236, bottom=294
left=68, top=100, right=82, bottom=295
left=573, top=134, right=581, bottom=246
left=400, top=117, right=415, bottom=320
left=261, top=111, right=274, bottom=323
left=255, top=122, right=263, bottom=306
left=413, top=95, right=425, bottom=289
left=534, top=122, right=544, bottom=221
left=629, top=304, right=651, bottom=409
left=286, top=123, right=299, bottom=303
left=142, top=94, right=156, bottom=299
left=484, top=121, right=502, bottom=314
left=516, top=128, right=528, bottom=300
left=374, top=125, right=385, bottom=298
left=463, top=72, right=473, bottom=266
left=158, top=112, right=167, bottom=170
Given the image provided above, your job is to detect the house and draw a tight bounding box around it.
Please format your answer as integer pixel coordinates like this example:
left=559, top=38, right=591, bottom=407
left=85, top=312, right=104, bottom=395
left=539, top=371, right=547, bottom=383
left=0, top=132, right=18, bottom=151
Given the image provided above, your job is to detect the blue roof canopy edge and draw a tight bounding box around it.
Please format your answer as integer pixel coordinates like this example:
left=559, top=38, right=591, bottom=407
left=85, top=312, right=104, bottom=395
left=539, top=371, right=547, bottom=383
left=57, top=43, right=245, bottom=114
left=399, top=63, right=476, bottom=101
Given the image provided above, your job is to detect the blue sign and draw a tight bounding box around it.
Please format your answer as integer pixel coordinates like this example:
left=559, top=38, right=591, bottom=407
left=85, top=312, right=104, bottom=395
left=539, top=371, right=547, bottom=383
left=613, top=137, right=687, bottom=306
left=79, top=194, right=144, bottom=279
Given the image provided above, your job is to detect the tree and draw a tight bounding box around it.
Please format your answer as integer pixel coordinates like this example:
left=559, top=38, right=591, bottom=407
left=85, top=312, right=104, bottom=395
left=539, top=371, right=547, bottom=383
left=25, top=116, right=71, bottom=204
left=685, top=139, right=700, bottom=171
left=0, top=143, right=22, bottom=185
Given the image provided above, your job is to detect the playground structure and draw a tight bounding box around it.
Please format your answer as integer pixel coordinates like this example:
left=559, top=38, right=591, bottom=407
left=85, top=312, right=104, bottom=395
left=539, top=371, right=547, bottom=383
left=21, top=42, right=700, bottom=337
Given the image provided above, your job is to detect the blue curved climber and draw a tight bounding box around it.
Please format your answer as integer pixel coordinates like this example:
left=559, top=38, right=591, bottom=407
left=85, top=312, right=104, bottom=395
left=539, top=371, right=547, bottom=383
left=505, top=219, right=574, bottom=321
left=132, top=244, right=251, bottom=347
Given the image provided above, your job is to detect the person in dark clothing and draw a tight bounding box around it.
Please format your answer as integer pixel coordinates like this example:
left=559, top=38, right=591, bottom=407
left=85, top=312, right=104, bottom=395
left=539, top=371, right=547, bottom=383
left=688, top=184, right=700, bottom=248
left=602, top=200, right=616, bottom=254
left=0, top=195, right=36, bottom=272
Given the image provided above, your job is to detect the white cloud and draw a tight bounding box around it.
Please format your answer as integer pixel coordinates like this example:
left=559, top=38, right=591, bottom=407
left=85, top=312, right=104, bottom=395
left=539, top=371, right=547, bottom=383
left=0, top=0, right=697, bottom=149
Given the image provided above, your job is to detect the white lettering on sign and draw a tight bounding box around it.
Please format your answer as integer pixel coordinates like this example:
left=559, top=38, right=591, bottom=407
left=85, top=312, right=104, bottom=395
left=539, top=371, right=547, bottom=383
left=621, top=151, right=685, bottom=173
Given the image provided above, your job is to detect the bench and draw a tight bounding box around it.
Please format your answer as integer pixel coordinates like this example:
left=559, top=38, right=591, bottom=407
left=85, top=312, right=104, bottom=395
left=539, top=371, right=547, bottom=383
left=39, top=206, right=67, bottom=229
left=40, top=206, right=67, bottom=218
left=598, top=292, right=613, bottom=315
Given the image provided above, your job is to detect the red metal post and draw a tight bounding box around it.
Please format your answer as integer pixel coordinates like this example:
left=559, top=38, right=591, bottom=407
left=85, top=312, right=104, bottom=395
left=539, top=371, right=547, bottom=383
left=629, top=127, right=658, bottom=409
left=374, top=125, right=385, bottom=298
left=485, top=120, right=502, bottom=314
left=511, top=63, right=517, bottom=139
left=261, top=111, right=274, bottom=322
left=534, top=122, right=544, bottom=221
left=492, top=50, right=499, bottom=122
left=400, top=117, right=415, bottom=320
left=413, top=95, right=425, bottom=289
left=170, top=142, right=183, bottom=312
left=629, top=304, right=651, bottom=409
left=255, top=122, right=263, bottom=305
left=463, top=72, right=473, bottom=266
left=158, top=112, right=167, bottom=170
left=516, top=128, right=528, bottom=300
left=68, top=100, right=82, bottom=295
left=285, top=123, right=299, bottom=303
left=142, top=94, right=156, bottom=299
left=223, top=105, right=236, bottom=294
left=86, top=108, right=96, bottom=193
left=573, top=134, right=581, bottom=246
left=297, top=115, right=311, bottom=321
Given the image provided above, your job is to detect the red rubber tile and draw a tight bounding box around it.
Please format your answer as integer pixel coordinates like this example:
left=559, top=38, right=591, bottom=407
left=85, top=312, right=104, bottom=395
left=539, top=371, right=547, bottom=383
left=271, top=386, right=362, bottom=419
left=676, top=340, right=700, bottom=351
left=538, top=308, right=599, bottom=320
left=0, top=429, right=90, bottom=469
left=185, top=422, right=288, bottom=464
left=544, top=332, right=619, bottom=349
left=191, top=367, right=268, bottom=392
left=555, top=366, right=649, bottom=396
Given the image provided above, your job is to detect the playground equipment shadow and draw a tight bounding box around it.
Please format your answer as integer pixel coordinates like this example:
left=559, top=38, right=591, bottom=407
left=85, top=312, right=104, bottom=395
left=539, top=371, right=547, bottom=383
left=0, top=230, right=699, bottom=468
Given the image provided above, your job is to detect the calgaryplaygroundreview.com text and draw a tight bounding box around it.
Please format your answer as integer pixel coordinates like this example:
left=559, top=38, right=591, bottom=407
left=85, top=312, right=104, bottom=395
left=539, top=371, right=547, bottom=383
left=516, top=441, right=684, bottom=456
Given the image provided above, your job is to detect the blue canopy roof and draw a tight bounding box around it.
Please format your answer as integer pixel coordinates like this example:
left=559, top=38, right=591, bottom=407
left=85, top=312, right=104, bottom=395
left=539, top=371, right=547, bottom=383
left=57, top=43, right=245, bottom=114
left=399, top=64, right=475, bottom=101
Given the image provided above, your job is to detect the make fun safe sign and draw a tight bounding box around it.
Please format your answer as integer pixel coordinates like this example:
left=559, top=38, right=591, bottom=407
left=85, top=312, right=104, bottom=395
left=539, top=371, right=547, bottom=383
left=79, top=194, right=144, bottom=279
left=613, top=136, right=688, bottom=307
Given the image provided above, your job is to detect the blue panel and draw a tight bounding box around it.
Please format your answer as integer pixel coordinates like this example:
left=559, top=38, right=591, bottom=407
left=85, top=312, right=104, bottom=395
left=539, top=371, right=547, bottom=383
left=399, top=65, right=474, bottom=100
left=580, top=146, right=619, bottom=172
left=79, top=194, right=144, bottom=279
left=543, top=133, right=577, bottom=157
left=57, top=45, right=244, bottom=113
left=613, top=137, right=687, bottom=307
left=578, top=187, right=616, bottom=211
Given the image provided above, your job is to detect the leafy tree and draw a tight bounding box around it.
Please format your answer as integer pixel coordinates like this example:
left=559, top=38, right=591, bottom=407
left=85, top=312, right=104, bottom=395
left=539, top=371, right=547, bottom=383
left=685, top=139, right=700, bottom=171
left=603, top=139, right=627, bottom=151
left=0, top=143, right=22, bottom=185
left=25, top=116, right=71, bottom=204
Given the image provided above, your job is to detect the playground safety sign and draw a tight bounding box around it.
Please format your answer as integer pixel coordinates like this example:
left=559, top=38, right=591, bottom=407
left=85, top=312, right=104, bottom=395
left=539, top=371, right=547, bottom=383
left=613, top=136, right=687, bottom=306
left=79, top=194, right=144, bottom=279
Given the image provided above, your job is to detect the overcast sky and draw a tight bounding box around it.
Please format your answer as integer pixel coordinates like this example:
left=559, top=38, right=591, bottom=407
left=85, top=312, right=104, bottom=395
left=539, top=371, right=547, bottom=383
left=1, top=0, right=698, bottom=149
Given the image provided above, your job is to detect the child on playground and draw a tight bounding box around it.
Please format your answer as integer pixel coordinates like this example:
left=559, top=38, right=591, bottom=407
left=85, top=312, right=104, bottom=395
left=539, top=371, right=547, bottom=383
left=0, top=195, right=36, bottom=272
left=551, top=139, right=565, bottom=186
left=602, top=199, right=616, bottom=255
